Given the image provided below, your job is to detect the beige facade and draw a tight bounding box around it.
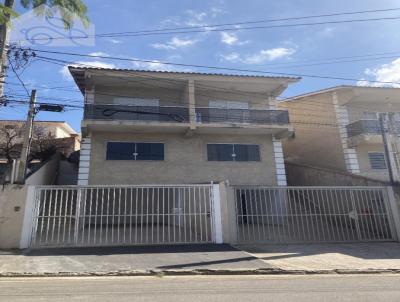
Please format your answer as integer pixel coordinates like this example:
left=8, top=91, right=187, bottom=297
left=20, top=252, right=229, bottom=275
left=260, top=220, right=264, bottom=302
left=89, top=132, right=277, bottom=185
left=279, top=86, right=400, bottom=183
left=69, top=67, right=298, bottom=186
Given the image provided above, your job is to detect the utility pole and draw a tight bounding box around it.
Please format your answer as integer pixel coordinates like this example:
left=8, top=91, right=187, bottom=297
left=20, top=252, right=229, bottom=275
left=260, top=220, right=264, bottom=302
left=379, top=112, right=398, bottom=185
left=16, top=89, right=36, bottom=184
left=0, top=0, right=15, bottom=97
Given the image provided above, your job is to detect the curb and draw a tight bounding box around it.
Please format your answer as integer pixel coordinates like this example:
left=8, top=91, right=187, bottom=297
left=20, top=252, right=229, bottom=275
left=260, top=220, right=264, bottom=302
left=1, top=268, right=400, bottom=277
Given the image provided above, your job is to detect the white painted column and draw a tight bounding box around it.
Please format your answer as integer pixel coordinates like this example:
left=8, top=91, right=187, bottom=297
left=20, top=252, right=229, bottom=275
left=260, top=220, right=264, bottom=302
left=386, top=186, right=400, bottom=242
left=269, top=95, right=287, bottom=185
left=20, top=185, right=37, bottom=249
left=212, top=184, right=223, bottom=244
left=273, top=137, right=287, bottom=186
left=332, top=92, right=361, bottom=174
left=78, top=138, right=91, bottom=185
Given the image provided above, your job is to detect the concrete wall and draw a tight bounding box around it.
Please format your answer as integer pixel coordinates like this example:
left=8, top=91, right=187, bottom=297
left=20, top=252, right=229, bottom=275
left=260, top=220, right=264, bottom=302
left=94, top=85, right=186, bottom=106
left=0, top=185, right=28, bottom=249
left=355, top=144, right=390, bottom=182
left=26, top=153, right=60, bottom=185
left=286, top=162, right=387, bottom=186
left=346, top=102, right=400, bottom=123
left=88, top=131, right=278, bottom=185
left=279, top=93, right=347, bottom=172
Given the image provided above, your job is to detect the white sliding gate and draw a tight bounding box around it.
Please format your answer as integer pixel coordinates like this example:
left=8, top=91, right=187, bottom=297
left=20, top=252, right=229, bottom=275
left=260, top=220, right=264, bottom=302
left=234, top=186, right=397, bottom=243
left=27, top=185, right=215, bottom=248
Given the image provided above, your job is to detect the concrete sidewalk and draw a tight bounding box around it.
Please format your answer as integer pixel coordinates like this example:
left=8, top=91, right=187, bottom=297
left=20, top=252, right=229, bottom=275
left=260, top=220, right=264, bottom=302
left=0, top=243, right=399, bottom=276
left=236, top=242, right=400, bottom=271
left=0, top=244, right=271, bottom=275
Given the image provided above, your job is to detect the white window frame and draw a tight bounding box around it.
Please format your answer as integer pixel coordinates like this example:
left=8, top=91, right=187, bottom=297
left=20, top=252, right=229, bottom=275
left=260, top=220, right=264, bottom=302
left=206, top=143, right=261, bottom=162
left=105, top=141, right=165, bottom=161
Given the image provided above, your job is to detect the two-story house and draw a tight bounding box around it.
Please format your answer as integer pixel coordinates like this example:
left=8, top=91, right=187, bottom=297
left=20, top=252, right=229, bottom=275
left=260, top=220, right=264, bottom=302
left=279, top=85, right=400, bottom=183
left=69, top=67, right=299, bottom=186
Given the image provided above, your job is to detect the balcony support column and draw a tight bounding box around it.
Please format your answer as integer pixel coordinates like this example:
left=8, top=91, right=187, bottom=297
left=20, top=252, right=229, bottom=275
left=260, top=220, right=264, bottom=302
left=332, top=92, right=360, bottom=174
left=187, top=79, right=196, bottom=130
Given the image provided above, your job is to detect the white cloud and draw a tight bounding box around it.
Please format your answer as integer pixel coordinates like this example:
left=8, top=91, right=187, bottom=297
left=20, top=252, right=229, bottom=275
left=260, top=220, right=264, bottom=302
left=220, top=47, right=296, bottom=64
left=220, top=32, right=249, bottom=46
left=357, top=58, right=400, bottom=88
left=151, top=36, right=198, bottom=50
left=220, top=52, right=240, bottom=62
left=88, top=52, right=110, bottom=57
left=244, top=48, right=296, bottom=64
left=107, top=38, right=123, bottom=44
left=60, top=61, right=116, bottom=80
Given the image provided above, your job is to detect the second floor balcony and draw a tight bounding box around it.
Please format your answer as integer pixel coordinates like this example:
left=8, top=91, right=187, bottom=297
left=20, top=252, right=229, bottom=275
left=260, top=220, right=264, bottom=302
left=83, top=104, right=290, bottom=126
left=346, top=120, right=382, bottom=138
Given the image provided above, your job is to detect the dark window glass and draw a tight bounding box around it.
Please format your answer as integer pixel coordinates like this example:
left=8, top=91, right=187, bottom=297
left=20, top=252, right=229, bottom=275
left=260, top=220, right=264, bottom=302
left=106, top=142, right=134, bottom=160
left=207, top=144, right=233, bottom=161
left=207, top=144, right=260, bottom=162
left=234, top=144, right=260, bottom=161
left=136, top=143, right=164, bottom=160
left=368, top=152, right=387, bottom=169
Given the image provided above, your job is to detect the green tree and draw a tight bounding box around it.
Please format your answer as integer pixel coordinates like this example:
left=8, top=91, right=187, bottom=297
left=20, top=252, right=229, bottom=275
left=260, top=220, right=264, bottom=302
left=0, top=0, right=89, bottom=95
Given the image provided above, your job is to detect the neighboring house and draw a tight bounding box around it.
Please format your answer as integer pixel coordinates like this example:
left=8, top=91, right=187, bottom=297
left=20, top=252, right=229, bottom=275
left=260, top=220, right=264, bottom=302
left=0, top=120, right=80, bottom=160
left=69, top=67, right=299, bottom=186
left=279, top=86, right=400, bottom=182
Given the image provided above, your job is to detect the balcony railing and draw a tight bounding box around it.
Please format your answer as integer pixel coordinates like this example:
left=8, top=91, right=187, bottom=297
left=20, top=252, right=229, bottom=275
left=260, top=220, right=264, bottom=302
left=346, top=120, right=382, bottom=138
left=84, top=104, right=290, bottom=125
left=84, top=104, right=190, bottom=123
left=196, top=107, right=290, bottom=125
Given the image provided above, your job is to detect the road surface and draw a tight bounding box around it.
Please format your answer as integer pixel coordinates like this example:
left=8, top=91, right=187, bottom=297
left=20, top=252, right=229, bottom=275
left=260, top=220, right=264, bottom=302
left=0, top=275, right=399, bottom=301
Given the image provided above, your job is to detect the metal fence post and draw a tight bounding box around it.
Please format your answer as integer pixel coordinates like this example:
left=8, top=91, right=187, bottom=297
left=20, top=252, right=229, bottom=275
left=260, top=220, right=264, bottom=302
left=385, top=186, right=400, bottom=242
left=212, top=184, right=223, bottom=244
left=73, top=187, right=83, bottom=244
left=20, top=185, right=37, bottom=249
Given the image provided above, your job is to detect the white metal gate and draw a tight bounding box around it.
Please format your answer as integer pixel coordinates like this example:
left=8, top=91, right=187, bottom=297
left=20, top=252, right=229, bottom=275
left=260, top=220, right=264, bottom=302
left=28, top=185, right=215, bottom=247
left=234, top=186, right=397, bottom=243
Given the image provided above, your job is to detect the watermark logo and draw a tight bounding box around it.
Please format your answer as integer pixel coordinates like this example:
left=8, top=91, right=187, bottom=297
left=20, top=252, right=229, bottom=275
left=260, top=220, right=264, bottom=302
left=10, top=5, right=95, bottom=47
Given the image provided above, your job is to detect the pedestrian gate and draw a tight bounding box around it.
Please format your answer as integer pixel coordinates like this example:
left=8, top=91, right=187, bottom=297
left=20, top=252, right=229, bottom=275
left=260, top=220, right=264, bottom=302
left=27, top=185, right=215, bottom=247
left=234, top=186, right=397, bottom=243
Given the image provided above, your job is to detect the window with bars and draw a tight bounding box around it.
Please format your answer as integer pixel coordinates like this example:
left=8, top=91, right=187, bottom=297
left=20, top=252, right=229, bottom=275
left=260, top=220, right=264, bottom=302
left=207, top=144, right=260, bottom=162
left=106, top=142, right=164, bottom=161
left=368, top=152, right=387, bottom=170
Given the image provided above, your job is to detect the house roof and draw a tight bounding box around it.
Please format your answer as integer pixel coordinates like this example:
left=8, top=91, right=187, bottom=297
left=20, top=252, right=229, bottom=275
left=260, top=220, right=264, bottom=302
left=281, top=85, right=400, bottom=102
left=0, top=120, right=77, bottom=135
left=68, top=66, right=301, bottom=94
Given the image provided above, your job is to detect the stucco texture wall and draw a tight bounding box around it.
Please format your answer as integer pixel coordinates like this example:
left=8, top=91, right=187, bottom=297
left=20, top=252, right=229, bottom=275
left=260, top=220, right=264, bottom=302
left=286, top=162, right=387, bottom=186
left=88, top=132, right=277, bottom=185
left=0, top=185, right=28, bottom=249
left=279, top=93, right=347, bottom=172
left=355, top=144, right=390, bottom=182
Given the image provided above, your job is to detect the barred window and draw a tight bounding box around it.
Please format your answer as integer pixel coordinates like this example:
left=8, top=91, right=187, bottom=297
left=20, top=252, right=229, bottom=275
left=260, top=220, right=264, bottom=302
left=368, top=152, right=387, bottom=170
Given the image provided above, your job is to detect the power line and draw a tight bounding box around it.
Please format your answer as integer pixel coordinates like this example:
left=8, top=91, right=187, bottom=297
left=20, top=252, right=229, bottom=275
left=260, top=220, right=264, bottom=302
left=31, top=50, right=400, bottom=86
left=6, top=55, right=398, bottom=119
left=10, top=8, right=400, bottom=42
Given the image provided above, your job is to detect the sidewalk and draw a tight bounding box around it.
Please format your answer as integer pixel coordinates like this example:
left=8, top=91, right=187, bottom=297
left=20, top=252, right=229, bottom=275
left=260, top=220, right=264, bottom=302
left=0, top=244, right=272, bottom=276
left=0, top=243, right=399, bottom=277
left=236, top=242, right=400, bottom=272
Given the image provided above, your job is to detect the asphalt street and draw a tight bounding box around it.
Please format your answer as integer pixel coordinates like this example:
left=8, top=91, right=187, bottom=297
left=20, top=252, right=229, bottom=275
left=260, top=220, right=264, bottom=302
left=0, top=275, right=400, bottom=301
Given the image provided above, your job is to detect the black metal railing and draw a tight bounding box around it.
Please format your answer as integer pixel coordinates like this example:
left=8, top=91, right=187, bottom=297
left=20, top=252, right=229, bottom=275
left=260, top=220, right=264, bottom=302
left=84, top=104, right=290, bottom=125
left=84, top=104, right=191, bottom=123
left=346, top=120, right=382, bottom=137
left=195, top=107, right=290, bottom=125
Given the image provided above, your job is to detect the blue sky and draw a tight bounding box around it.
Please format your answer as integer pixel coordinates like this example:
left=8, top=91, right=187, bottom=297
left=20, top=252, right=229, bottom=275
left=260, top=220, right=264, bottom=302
left=2, top=0, right=400, bottom=132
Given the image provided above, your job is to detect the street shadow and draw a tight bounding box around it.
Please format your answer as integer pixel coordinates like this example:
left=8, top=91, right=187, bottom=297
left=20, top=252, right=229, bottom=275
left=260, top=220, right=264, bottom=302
left=237, top=242, right=400, bottom=261
left=23, top=244, right=241, bottom=257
